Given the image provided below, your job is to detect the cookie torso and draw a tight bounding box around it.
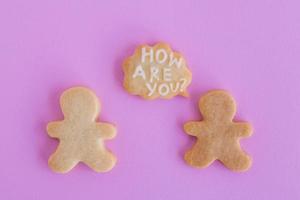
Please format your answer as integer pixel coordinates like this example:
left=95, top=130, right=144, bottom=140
left=56, top=122, right=103, bottom=156
left=194, top=122, right=246, bottom=156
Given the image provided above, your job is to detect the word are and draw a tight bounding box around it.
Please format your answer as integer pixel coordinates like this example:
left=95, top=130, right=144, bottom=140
left=132, top=65, right=172, bottom=83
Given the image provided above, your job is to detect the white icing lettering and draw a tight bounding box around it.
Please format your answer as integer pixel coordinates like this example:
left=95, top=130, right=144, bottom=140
left=132, top=65, right=146, bottom=80
left=150, top=66, right=159, bottom=83
left=141, top=47, right=153, bottom=63
left=169, top=53, right=183, bottom=68
left=146, top=83, right=157, bottom=96
left=170, top=82, right=180, bottom=92
left=163, top=68, right=172, bottom=81
left=158, top=83, right=170, bottom=96
left=155, top=49, right=168, bottom=64
left=179, top=78, right=187, bottom=91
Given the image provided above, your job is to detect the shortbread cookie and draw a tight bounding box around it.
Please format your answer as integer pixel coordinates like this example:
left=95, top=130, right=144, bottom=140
left=47, top=87, right=117, bottom=173
left=123, top=43, right=192, bottom=99
left=184, top=90, right=253, bottom=172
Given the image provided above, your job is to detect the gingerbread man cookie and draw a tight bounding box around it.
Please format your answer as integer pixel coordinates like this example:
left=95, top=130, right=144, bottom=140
left=184, top=90, right=253, bottom=172
left=47, top=87, right=117, bottom=173
left=123, top=43, right=192, bottom=99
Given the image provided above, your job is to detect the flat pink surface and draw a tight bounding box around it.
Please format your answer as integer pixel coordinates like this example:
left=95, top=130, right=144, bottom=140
left=0, top=0, right=299, bottom=199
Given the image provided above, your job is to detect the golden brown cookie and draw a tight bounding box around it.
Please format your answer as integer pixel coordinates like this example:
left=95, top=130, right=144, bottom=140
left=123, top=43, right=192, bottom=99
left=47, top=87, right=117, bottom=173
left=184, top=90, right=253, bottom=172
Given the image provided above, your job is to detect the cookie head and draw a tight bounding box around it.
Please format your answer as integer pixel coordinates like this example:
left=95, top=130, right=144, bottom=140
left=60, top=87, right=100, bottom=121
left=199, top=90, right=236, bottom=122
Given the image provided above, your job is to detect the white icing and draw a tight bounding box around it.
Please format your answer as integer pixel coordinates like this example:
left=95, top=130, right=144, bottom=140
left=155, top=49, right=168, bottom=64
left=146, top=83, right=157, bottom=96
left=132, top=46, right=188, bottom=97
left=179, top=78, right=187, bottom=91
left=141, top=47, right=153, bottom=63
left=169, top=52, right=183, bottom=68
left=170, top=82, right=180, bottom=92
left=132, top=65, right=146, bottom=80
left=163, top=68, right=172, bottom=81
left=145, top=79, right=188, bottom=97
left=158, top=83, right=170, bottom=96
left=141, top=47, right=182, bottom=68
left=150, top=66, right=159, bottom=83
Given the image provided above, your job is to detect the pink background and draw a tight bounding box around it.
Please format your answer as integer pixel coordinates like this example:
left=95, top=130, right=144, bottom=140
left=0, top=0, right=299, bottom=199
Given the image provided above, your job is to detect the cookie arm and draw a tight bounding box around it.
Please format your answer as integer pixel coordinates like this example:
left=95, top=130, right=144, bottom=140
left=230, top=122, right=253, bottom=137
left=95, top=123, right=117, bottom=139
left=47, top=121, right=63, bottom=138
left=184, top=121, right=205, bottom=136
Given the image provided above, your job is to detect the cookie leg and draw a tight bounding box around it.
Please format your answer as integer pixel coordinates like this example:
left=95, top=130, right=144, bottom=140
left=48, top=151, right=78, bottom=173
left=184, top=144, right=215, bottom=168
left=83, top=150, right=117, bottom=173
left=219, top=150, right=252, bottom=172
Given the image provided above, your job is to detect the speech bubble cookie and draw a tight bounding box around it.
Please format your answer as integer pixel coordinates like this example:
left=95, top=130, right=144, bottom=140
left=123, top=43, right=192, bottom=99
